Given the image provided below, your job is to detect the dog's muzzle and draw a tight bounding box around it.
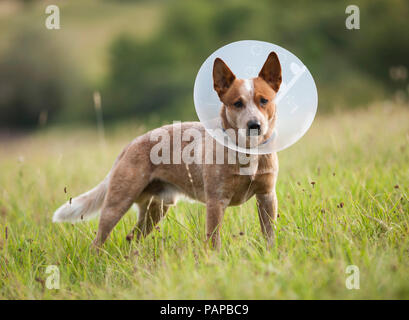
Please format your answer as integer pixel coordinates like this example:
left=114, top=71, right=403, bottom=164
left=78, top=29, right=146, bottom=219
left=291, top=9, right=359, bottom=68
left=247, top=120, right=262, bottom=136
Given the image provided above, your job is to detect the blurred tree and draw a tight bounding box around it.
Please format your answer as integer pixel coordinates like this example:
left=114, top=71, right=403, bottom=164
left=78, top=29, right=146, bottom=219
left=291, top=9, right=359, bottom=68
left=3, top=0, right=407, bottom=127
left=0, top=29, right=84, bottom=128
left=105, top=0, right=408, bottom=121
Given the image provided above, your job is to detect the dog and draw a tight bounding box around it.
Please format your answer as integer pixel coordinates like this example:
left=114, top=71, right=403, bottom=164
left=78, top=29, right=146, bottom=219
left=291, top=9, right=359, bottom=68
left=53, top=51, right=282, bottom=250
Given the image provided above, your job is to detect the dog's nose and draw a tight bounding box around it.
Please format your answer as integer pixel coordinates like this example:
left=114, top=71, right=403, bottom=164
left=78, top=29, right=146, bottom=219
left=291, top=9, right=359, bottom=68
left=247, top=120, right=261, bottom=135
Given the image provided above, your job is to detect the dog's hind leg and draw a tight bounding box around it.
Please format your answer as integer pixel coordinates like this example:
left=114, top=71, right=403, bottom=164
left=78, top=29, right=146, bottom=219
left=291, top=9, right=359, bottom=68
left=127, top=200, right=170, bottom=241
left=92, top=161, right=151, bottom=248
left=125, top=201, right=149, bottom=242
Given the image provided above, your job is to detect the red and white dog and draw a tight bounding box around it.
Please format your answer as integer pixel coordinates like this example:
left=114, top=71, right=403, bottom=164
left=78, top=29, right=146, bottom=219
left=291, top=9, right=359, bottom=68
left=53, top=52, right=282, bottom=250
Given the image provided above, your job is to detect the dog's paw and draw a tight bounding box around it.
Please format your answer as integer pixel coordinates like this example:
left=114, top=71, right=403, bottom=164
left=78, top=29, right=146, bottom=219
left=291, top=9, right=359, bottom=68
left=90, top=240, right=103, bottom=254
left=126, top=232, right=134, bottom=242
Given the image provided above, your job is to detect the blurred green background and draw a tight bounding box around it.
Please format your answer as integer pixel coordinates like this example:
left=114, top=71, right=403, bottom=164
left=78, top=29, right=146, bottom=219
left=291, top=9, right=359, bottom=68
left=0, top=0, right=408, bottom=129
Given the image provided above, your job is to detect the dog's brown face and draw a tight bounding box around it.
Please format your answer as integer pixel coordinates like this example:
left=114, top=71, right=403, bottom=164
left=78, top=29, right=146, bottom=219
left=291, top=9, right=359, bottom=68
left=213, top=52, right=282, bottom=145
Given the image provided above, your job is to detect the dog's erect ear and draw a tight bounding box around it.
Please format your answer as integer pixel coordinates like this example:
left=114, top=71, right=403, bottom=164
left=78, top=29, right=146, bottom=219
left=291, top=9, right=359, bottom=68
left=213, top=58, right=236, bottom=99
left=258, top=52, right=282, bottom=92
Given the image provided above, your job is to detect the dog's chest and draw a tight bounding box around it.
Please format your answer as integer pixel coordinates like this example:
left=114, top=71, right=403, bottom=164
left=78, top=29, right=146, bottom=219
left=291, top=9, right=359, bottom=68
left=228, top=159, right=277, bottom=206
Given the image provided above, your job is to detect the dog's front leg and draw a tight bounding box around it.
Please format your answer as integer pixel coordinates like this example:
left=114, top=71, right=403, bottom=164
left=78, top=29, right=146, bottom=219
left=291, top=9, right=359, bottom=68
left=256, top=191, right=278, bottom=248
left=206, top=199, right=228, bottom=250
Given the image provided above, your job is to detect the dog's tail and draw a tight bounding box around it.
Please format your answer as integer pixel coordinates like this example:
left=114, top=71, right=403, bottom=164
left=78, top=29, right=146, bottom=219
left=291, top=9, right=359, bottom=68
left=52, top=174, right=110, bottom=223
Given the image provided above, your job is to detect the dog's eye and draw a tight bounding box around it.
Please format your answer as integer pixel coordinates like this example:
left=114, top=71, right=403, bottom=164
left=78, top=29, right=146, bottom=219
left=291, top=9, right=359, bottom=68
left=260, top=97, right=268, bottom=105
left=233, top=100, right=243, bottom=108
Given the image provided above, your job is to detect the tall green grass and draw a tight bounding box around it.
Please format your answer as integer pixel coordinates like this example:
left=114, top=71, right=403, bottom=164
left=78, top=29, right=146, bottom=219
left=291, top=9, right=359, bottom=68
left=0, top=103, right=408, bottom=299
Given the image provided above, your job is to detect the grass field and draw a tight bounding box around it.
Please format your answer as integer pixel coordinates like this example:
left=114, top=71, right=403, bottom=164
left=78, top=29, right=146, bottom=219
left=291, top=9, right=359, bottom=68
left=0, top=103, right=409, bottom=299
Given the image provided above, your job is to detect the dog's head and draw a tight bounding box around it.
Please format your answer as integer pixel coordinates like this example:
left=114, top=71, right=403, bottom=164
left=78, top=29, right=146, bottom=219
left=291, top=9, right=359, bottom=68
left=213, top=52, right=282, bottom=147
